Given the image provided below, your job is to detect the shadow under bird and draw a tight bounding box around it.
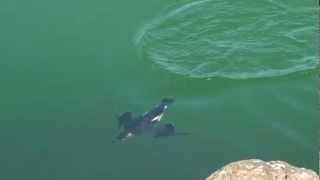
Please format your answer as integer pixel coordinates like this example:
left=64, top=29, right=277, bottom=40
left=113, top=97, right=188, bottom=143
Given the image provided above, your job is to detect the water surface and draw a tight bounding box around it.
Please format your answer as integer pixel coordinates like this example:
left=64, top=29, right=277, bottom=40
left=0, top=0, right=318, bottom=179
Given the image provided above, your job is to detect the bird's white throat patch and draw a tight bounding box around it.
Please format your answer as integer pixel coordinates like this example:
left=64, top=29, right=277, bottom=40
left=151, top=114, right=163, bottom=122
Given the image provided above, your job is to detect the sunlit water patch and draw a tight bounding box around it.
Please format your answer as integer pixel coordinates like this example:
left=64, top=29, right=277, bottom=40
left=135, top=0, right=317, bottom=79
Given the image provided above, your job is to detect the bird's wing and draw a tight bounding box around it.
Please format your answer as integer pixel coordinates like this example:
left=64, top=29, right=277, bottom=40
left=118, top=112, right=133, bottom=129
left=153, top=123, right=176, bottom=138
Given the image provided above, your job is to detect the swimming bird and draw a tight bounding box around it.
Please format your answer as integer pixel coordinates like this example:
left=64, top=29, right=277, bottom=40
left=114, top=97, right=175, bottom=142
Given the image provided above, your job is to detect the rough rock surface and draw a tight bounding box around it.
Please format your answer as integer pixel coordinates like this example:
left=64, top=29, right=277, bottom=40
left=205, top=159, right=319, bottom=180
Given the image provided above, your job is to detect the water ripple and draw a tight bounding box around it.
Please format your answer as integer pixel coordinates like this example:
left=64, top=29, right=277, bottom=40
left=135, top=0, right=317, bottom=79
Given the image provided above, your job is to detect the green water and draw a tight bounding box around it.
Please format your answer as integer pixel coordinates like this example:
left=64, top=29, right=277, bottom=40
left=0, top=0, right=318, bottom=179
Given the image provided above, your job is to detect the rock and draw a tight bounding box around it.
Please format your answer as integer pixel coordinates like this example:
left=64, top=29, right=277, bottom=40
left=205, top=159, right=319, bottom=180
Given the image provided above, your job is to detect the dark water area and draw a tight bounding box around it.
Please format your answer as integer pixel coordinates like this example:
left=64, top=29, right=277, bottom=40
left=0, top=0, right=318, bottom=179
